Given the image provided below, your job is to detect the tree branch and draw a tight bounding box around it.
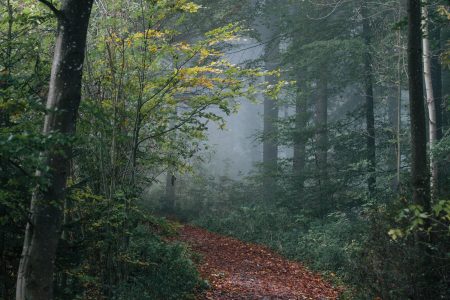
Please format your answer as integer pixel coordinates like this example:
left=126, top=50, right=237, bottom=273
left=8, top=159, right=33, bottom=177
left=37, top=0, right=61, bottom=17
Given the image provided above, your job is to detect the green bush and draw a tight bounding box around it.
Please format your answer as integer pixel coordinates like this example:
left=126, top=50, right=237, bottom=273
left=112, top=225, right=203, bottom=300
left=53, top=189, right=204, bottom=300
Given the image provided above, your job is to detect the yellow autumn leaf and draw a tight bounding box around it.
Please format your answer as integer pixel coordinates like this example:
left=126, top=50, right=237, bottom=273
left=179, top=2, right=201, bottom=13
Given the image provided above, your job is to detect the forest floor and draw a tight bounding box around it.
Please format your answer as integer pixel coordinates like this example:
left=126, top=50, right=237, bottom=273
left=178, top=225, right=341, bottom=300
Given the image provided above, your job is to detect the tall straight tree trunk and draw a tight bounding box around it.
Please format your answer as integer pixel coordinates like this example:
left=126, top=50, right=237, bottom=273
left=407, top=0, right=433, bottom=298
left=394, top=0, right=405, bottom=192
left=430, top=25, right=442, bottom=141
left=315, top=75, right=328, bottom=186
left=262, top=41, right=279, bottom=201
left=293, top=79, right=307, bottom=200
left=165, top=172, right=176, bottom=213
left=315, top=74, right=329, bottom=214
left=421, top=1, right=438, bottom=198
left=362, top=1, right=376, bottom=196
left=396, top=67, right=402, bottom=191
left=430, top=17, right=444, bottom=197
left=440, top=26, right=450, bottom=196
left=256, top=0, right=280, bottom=202
left=388, top=85, right=400, bottom=190
left=407, top=0, right=430, bottom=215
left=163, top=110, right=177, bottom=213
left=442, top=26, right=450, bottom=132
left=16, top=1, right=93, bottom=299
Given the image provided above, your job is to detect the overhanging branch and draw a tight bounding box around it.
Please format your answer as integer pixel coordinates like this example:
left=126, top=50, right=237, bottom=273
left=37, top=0, right=61, bottom=17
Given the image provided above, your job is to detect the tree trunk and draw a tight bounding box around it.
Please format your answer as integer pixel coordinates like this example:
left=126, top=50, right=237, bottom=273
left=396, top=72, right=402, bottom=192
left=440, top=25, right=450, bottom=196
left=315, top=75, right=328, bottom=186
left=406, top=0, right=432, bottom=298
left=255, top=0, right=280, bottom=202
left=314, top=74, right=329, bottom=214
left=407, top=0, right=430, bottom=213
left=442, top=26, right=450, bottom=132
left=165, top=172, right=176, bottom=213
left=421, top=1, right=438, bottom=198
left=293, top=79, right=307, bottom=200
left=16, top=1, right=93, bottom=299
left=387, top=85, right=400, bottom=190
left=161, top=107, right=178, bottom=213
left=362, top=1, right=376, bottom=196
left=262, top=41, right=279, bottom=202
left=394, top=0, right=405, bottom=192
left=430, top=24, right=442, bottom=141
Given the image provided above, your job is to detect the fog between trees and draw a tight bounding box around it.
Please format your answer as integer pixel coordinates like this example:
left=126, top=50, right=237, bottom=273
left=0, top=0, right=449, bottom=299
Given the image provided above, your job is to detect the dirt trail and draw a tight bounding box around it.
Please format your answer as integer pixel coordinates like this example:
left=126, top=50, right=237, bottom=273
left=178, top=225, right=341, bottom=300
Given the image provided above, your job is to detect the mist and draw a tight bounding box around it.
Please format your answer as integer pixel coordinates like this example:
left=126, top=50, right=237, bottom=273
left=1, top=0, right=449, bottom=299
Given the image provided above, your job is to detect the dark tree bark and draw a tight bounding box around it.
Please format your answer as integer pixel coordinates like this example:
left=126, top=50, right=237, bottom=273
left=315, top=75, right=328, bottom=186
left=440, top=26, right=450, bottom=196
left=161, top=108, right=177, bottom=213
left=387, top=85, right=400, bottom=190
left=407, top=0, right=433, bottom=298
left=262, top=41, right=279, bottom=201
left=164, top=172, right=176, bottom=213
left=256, top=0, right=281, bottom=202
left=407, top=0, right=430, bottom=216
left=16, top=1, right=93, bottom=299
left=314, top=73, right=329, bottom=214
left=362, top=1, right=376, bottom=196
left=293, top=79, right=307, bottom=200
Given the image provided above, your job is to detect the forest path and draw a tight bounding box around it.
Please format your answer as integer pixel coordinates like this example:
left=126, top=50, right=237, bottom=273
left=178, top=225, right=341, bottom=300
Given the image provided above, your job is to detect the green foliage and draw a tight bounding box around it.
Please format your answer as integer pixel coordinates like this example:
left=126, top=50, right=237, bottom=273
left=171, top=167, right=450, bottom=299
left=171, top=174, right=365, bottom=296
left=112, top=226, right=202, bottom=300
left=1, top=0, right=271, bottom=298
left=2, top=0, right=450, bottom=299
left=53, top=187, right=204, bottom=300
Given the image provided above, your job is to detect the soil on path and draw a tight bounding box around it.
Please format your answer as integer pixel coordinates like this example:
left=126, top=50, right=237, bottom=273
left=178, top=225, right=341, bottom=300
